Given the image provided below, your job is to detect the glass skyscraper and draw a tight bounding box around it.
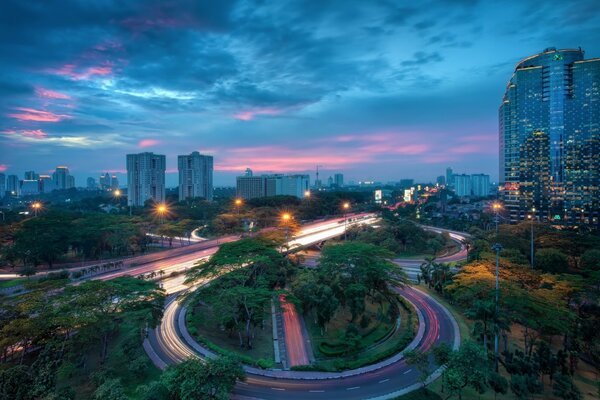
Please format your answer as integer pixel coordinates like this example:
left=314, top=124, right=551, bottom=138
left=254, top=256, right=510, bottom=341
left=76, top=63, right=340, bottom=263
left=499, top=47, right=600, bottom=227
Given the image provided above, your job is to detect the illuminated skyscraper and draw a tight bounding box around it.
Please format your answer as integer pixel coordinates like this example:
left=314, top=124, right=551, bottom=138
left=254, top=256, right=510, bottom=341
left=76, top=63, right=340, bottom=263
left=52, top=166, right=74, bottom=190
left=126, top=152, right=166, bottom=207
left=500, top=48, right=600, bottom=227
left=178, top=152, right=213, bottom=201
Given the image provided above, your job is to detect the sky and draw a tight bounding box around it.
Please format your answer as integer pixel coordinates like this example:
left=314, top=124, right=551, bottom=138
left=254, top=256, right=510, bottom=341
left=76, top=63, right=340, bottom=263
left=1, top=0, right=599, bottom=187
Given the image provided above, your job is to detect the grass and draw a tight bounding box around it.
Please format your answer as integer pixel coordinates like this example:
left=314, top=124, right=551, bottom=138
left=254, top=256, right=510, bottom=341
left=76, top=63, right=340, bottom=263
left=187, top=300, right=275, bottom=368
left=0, top=278, right=26, bottom=289
left=301, top=297, right=417, bottom=371
left=393, top=388, right=442, bottom=399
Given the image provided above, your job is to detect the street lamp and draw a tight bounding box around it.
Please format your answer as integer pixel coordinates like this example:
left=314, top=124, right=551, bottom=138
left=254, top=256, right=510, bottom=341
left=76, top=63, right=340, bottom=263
left=492, top=242, right=503, bottom=371
left=281, top=212, right=292, bottom=244
left=342, top=202, right=350, bottom=241
left=31, top=202, right=42, bottom=217
left=304, top=190, right=311, bottom=198
left=492, top=202, right=502, bottom=234
left=234, top=198, right=243, bottom=215
left=528, top=207, right=536, bottom=269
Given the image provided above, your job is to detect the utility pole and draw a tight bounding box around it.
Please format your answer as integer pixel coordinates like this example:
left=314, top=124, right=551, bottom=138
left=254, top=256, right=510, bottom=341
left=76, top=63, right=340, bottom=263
left=492, top=242, right=503, bottom=371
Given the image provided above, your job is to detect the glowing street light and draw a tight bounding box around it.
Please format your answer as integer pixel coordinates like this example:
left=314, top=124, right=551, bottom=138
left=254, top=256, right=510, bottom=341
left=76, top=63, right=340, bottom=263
left=342, top=202, right=351, bottom=240
left=31, top=202, right=42, bottom=217
left=491, top=202, right=502, bottom=234
left=113, top=189, right=122, bottom=197
left=155, top=203, right=169, bottom=223
left=281, top=212, right=293, bottom=243
left=304, top=190, right=311, bottom=198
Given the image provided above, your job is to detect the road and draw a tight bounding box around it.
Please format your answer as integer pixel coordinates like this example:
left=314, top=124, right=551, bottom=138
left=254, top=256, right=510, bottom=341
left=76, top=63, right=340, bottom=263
left=145, top=218, right=465, bottom=400
left=148, top=285, right=458, bottom=400
left=279, top=294, right=310, bottom=367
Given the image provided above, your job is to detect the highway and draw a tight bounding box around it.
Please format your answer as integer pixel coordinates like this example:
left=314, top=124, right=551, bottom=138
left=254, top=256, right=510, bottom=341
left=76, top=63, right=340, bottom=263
left=144, top=218, right=465, bottom=400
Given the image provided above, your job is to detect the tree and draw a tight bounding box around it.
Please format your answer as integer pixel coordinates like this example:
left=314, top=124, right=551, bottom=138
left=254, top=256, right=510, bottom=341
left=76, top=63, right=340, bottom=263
left=487, top=372, right=508, bottom=400
left=466, top=299, right=495, bottom=354
left=161, top=357, right=245, bottom=400
left=444, top=341, right=490, bottom=400
left=0, top=365, right=33, bottom=400
left=552, top=374, right=582, bottom=400
left=580, top=249, right=600, bottom=272
left=535, top=248, right=569, bottom=273
left=405, top=349, right=431, bottom=388
left=93, top=378, right=127, bottom=400
left=432, top=343, right=452, bottom=394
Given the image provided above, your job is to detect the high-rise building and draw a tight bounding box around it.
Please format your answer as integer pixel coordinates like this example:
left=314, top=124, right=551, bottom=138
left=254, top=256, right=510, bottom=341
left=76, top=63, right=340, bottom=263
left=436, top=175, right=446, bottom=186
left=236, top=175, right=266, bottom=199
left=24, top=171, right=39, bottom=181
left=99, top=172, right=111, bottom=190
left=38, top=175, right=55, bottom=193
left=0, top=173, right=5, bottom=197
left=237, top=173, right=309, bottom=199
left=334, top=173, right=344, bottom=188
left=471, top=174, right=490, bottom=197
left=453, top=174, right=472, bottom=197
left=500, top=47, right=600, bottom=226
left=52, top=166, right=74, bottom=190
left=178, top=152, right=213, bottom=201
left=7, top=175, right=19, bottom=196
left=87, top=177, right=97, bottom=189
left=111, top=175, right=119, bottom=190
left=126, top=152, right=166, bottom=207
left=20, top=180, right=39, bottom=196
left=445, top=167, right=454, bottom=188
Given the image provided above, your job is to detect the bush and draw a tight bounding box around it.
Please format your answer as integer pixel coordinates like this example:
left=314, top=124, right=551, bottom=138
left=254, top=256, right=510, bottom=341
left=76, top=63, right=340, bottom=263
left=257, top=359, right=274, bottom=369
left=535, top=248, right=568, bottom=273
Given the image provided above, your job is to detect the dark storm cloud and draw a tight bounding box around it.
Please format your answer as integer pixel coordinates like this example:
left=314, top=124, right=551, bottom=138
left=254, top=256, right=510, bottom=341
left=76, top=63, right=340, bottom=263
left=1, top=0, right=600, bottom=185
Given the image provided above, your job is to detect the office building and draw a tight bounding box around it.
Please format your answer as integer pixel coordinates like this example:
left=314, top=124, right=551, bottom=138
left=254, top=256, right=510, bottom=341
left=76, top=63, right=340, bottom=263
left=500, top=47, right=600, bottom=226
left=237, top=173, right=310, bottom=199
left=20, top=180, right=39, bottom=196
left=334, top=173, right=344, bottom=188
left=99, top=173, right=111, bottom=190
left=25, top=171, right=39, bottom=181
left=126, top=152, right=166, bottom=207
left=38, top=175, right=55, bottom=193
left=436, top=175, right=446, bottom=186
left=87, top=177, right=97, bottom=189
left=0, top=173, right=5, bottom=197
left=471, top=174, right=490, bottom=197
left=111, top=175, right=119, bottom=190
left=327, top=176, right=334, bottom=187
left=453, top=174, right=472, bottom=197
left=446, top=167, right=454, bottom=188
left=7, top=175, right=19, bottom=196
left=52, top=166, right=74, bottom=190
left=236, top=175, right=266, bottom=199
left=178, top=152, right=213, bottom=201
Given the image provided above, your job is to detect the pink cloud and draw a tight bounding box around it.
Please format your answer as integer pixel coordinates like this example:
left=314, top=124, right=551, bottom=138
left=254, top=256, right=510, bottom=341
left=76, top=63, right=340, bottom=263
left=46, top=64, right=113, bottom=80
left=233, top=107, right=284, bottom=121
left=2, top=129, right=48, bottom=139
left=7, top=108, right=71, bottom=122
left=0, top=164, right=7, bottom=172
left=35, top=87, right=71, bottom=100
left=139, top=139, right=160, bottom=148
left=448, top=143, right=494, bottom=155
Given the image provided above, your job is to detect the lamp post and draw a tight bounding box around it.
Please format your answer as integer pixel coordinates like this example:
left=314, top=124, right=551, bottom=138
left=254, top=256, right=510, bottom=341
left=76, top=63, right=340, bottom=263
left=155, top=203, right=168, bottom=224
left=529, top=207, right=536, bottom=269
left=342, top=202, right=350, bottom=241
left=281, top=212, right=292, bottom=248
left=492, top=202, right=502, bottom=234
left=304, top=190, right=311, bottom=199
left=492, top=242, right=503, bottom=371
left=234, top=198, right=242, bottom=215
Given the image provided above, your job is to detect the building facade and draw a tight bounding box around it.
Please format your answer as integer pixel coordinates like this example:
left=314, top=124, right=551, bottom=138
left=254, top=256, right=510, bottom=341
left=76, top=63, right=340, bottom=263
left=471, top=174, right=490, bottom=197
left=7, top=175, right=19, bottom=196
left=126, top=152, right=166, bottom=207
left=334, top=173, right=344, bottom=188
left=178, top=152, right=214, bottom=201
left=453, top=174, right=472, bottom=197
left=499, top=47, right=600, bottom=227
left=236, top=173, right=309, bottom=199
left=0, top=173, right=5, bottom=197
left=52, top=166, right=74, bottom=190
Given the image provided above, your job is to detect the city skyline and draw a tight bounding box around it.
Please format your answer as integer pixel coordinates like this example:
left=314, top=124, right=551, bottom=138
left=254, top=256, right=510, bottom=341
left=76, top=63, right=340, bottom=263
left=2, top=1, right=600, bottom=185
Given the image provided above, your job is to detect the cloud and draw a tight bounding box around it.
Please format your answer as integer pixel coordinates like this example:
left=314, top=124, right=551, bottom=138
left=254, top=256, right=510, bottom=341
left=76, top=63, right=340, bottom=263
left=35, top=87, right=71, bottom=99
left=139, top=139, right=160, bottom=148
left=45, top=64, right=113, bottom=80
left=0, top=164, right=7, bottom=172
left=7, top=107, right=71, bottom=122
left=3, top=128, right=48, bottom=138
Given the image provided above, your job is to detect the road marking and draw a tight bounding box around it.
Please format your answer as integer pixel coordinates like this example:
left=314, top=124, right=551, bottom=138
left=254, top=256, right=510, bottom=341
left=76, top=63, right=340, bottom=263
left=403, top=369, right=413, bottom=374
left=347, top=386, right=360, bottom=390
left=379, top=378, right=390, bottom=383
left=309, top=390, right=325, bottom=393
left=271, top=388, right=285, bottom=391
left=238, top=381, right=248, bottom=385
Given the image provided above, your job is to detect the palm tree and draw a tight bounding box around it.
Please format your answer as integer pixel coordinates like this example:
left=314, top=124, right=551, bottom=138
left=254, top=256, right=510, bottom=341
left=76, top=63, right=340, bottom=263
left=420, top=256, right=435, bottom=287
